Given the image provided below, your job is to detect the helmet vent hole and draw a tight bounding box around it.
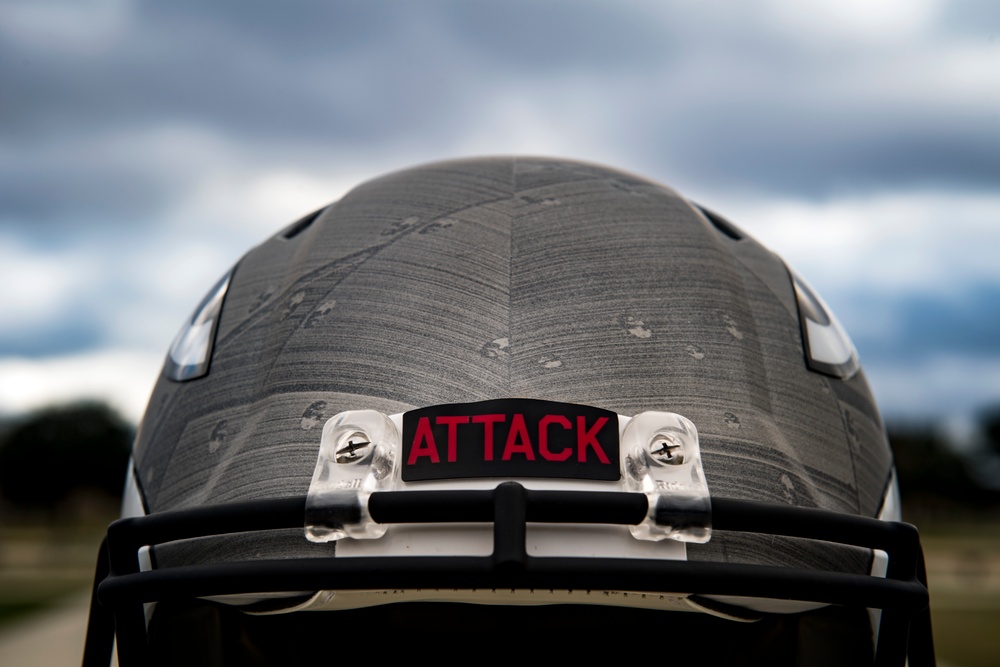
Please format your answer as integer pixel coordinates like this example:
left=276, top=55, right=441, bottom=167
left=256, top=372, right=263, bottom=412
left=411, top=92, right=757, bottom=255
left=695, top=205, right=743, bottom=241
left=282, top=207, right=325, bottom=240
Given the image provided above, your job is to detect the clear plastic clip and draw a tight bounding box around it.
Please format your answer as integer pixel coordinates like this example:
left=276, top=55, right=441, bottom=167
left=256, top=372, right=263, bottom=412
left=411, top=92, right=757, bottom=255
left=305, top=410, right=399, bottom=542
left=621, top=411, right=712, bottom=543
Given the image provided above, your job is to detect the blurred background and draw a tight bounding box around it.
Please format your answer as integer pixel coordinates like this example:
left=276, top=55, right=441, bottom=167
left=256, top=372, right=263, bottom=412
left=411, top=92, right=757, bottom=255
left=1, top=1, right=998, bottom=664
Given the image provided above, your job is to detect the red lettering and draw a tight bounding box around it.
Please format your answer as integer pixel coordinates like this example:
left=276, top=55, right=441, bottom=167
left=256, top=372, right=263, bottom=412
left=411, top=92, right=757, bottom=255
left=408, top=417, right=440, bottom=465
left=577, top=416, right=611, bottom=464
left=538, top=414, right=572, bottom=461
left=502, top=413, right=535, bottom=461
left=472, top=414, right=505, bottom=461
left=436, top=415, right=470, bottom=462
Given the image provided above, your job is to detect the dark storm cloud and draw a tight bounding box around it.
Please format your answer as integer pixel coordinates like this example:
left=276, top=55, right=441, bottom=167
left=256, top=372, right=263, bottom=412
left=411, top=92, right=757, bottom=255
left=0, top=16, right=356, bottom=147
left=0, top=321, right=104, bottom=358
left=648, top=108, right=1000, bottom=197
left=2, top=1, right=666, bottom=147
left=2, top=0, right=999, bottom=420
left=3, top=0, right=996, bottom=235
left=850, top=284, right=1000, bottom=362
left=0, top=156, right=182, bottom=227
left=142, top=0, right=673, bottom=70
left=941, top=1, right=1000, bottom=34
left=0, top=1, right=676, bottom=229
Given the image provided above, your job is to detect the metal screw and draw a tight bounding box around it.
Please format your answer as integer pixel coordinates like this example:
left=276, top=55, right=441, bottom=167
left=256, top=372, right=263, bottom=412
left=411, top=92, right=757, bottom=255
left=335, top=431, right=371, bottom=463
left=649, top=434, right=684, bottom=465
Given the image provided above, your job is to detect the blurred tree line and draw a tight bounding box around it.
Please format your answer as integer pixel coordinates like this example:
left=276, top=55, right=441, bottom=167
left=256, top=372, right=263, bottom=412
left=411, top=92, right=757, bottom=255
left=0, top=402, right=132, bottom=521
left=889, top=406, right=1000, bottom=521
left=0, top=401, right=998, bottom=522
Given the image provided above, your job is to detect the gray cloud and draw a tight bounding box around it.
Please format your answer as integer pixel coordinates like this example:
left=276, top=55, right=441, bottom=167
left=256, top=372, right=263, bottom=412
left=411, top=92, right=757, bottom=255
left=3, top=0, right=997, bottom=234
left=3, top=2, right=668, bottom=145
left=1, top=1, right=999, bottom=421
left=851, top=284, right=1000, bottom=362
left=647, top=108, right=1000, bottom=197
left=941, top=2, right=1000, bottom=34
left=0, top=157, right=180, bottom=226
left=0, top=320, right=104, bottom=358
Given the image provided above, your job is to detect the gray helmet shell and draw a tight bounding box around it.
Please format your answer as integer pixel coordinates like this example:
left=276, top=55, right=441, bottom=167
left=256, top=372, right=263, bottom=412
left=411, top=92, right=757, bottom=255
left=132, top=157, right=891, bottom=574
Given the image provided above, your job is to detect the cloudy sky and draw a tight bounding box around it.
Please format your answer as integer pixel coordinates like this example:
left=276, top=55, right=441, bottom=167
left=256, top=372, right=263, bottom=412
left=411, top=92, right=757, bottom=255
left=1, top=0, right=998, bottom=432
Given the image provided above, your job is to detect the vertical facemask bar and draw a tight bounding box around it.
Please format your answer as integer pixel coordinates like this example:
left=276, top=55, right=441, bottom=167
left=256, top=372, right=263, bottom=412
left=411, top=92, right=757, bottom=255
left=870, top=472, right=902, bottom=645
left=906, top=552, right=935, bottom=667
left=105, top=518, right=152, bottom=667
left=874, top=517, right=922, bottom=667
left=81, top=539, right=114, bottom=667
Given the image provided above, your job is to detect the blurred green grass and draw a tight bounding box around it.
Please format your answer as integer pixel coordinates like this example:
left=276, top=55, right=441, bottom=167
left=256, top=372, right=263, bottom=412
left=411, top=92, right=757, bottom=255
left=933, top=609, right=1000, bottom=667
left=0, top=519, right=107, bottom=629
left=918, top=522, right=1000, bottom=667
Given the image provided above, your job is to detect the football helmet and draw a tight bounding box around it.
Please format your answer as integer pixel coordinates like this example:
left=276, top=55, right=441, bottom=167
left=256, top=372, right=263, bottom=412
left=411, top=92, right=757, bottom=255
left=84, top=158, right=932, bottom=666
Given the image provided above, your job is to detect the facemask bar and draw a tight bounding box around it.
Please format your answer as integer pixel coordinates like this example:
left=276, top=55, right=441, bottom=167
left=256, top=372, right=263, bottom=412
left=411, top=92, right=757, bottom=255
left=84, top=484, right=931, bottom=667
